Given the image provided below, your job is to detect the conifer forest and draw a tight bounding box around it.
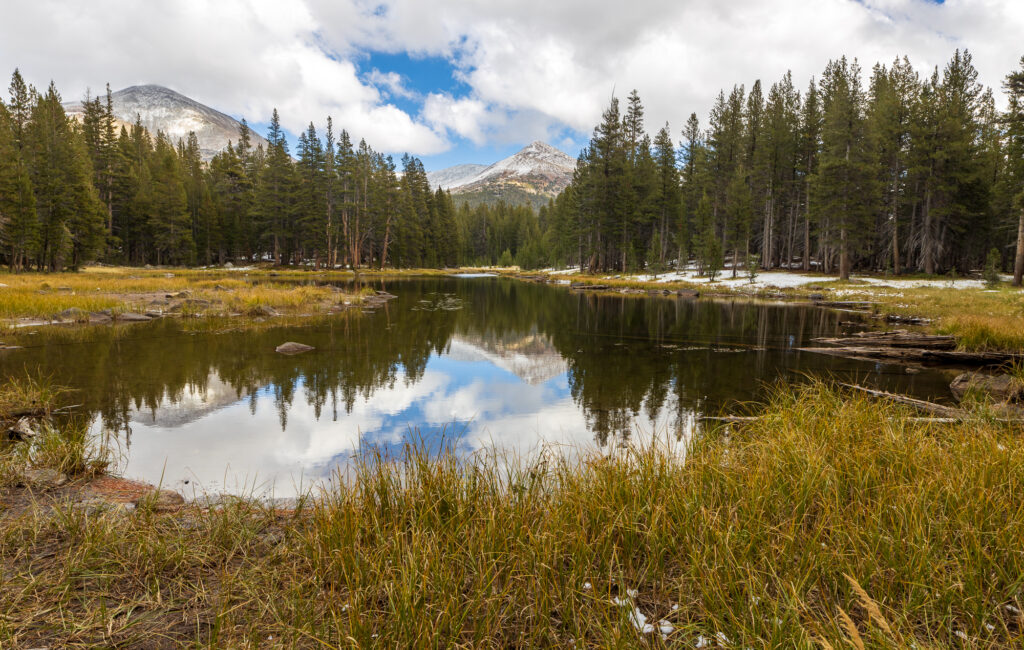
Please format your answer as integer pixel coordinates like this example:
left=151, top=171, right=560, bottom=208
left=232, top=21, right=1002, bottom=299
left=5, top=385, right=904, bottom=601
left=2, top=49, right=1024, bottom=283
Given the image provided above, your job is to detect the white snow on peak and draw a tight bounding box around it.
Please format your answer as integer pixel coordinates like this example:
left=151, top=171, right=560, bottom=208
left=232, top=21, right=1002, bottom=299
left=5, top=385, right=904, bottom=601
left=427, top=141, right=576, bottom=192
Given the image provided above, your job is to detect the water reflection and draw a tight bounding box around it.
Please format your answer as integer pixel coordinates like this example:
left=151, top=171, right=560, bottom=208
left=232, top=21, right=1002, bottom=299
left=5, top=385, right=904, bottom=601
left=0, top=278, right=956, bottom=496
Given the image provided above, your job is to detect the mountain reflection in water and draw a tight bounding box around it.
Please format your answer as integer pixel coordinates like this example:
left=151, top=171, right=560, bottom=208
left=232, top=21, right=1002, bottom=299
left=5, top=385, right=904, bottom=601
left=0, top=277, right=956, bottom=497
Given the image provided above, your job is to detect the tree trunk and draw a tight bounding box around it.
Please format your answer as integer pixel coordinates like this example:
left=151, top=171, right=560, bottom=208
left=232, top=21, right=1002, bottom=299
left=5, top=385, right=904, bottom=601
left=1014, top=206, right=1024, bottom=287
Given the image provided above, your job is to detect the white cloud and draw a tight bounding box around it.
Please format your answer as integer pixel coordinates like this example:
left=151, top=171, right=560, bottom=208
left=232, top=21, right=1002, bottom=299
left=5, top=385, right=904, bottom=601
left=365, top=68, right=417, bottom=100
left=2, top=0, right=1022, bottom=157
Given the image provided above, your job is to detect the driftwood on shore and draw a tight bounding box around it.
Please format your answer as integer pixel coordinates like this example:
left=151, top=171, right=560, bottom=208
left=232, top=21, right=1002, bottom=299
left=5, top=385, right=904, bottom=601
left=811, top=330, right=957, bottom=350
left=838, top=383, right=965, bottom=417
left=800, top=345, right=1020, bottom=366
left=800, top=329, right=1020, bottom=366
left=699, top=414, right=962, bottom=425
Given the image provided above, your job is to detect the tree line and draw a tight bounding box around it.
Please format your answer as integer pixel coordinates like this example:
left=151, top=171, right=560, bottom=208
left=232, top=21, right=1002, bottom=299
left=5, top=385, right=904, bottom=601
left=3, top=51, right=1023, bottom=282
left=0, top=70, right=535, bottom=271
left=540, top=50, right=1024, bottom=284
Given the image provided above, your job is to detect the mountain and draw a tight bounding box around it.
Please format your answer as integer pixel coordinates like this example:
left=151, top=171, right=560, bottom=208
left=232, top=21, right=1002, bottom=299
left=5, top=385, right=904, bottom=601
left=427, top=141, right=576, bottom=209
left=64, top=85, right=266, bottom=160
left=446, top=332, right=567, bottom=385
left=425, top=163, right=489, bottom=190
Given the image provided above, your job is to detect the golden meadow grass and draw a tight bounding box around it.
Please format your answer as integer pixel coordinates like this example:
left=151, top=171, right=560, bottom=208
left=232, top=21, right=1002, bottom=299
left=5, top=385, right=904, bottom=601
left=0, top=267, right=374, bottom=320
left=2, top=381, right=1022, bottom=647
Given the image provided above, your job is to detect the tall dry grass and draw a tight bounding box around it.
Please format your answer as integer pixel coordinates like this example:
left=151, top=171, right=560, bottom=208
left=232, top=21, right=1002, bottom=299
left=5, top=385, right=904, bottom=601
left=2, top=381, right=1022, bottom=647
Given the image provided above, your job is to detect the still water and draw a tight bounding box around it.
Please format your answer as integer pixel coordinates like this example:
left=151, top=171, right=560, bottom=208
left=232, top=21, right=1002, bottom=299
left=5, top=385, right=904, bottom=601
left=0, top=277, right=956, bottom=497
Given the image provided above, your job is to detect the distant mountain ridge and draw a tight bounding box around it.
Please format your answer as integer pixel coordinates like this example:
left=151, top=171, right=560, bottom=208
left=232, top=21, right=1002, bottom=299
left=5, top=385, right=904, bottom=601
left=428, top=141, right=576, bottom=209
left=64, top=85, right=266, bottom=160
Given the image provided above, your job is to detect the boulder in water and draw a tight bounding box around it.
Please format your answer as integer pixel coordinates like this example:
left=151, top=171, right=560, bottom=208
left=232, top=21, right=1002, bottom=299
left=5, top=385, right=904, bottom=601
left=116, top=312, right=153, bottom=322
left=276, top=342, right=314, bottom=355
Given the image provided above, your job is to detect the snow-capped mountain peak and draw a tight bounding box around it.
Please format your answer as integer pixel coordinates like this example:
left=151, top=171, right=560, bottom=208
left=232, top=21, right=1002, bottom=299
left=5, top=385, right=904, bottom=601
left=426, top=141, right=576, bottom=207
left=65, top=84, right=266, bottom=160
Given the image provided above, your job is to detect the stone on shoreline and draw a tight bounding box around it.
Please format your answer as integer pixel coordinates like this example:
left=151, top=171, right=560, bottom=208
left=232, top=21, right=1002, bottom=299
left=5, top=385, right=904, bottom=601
left=21, top=468, right=69, bottom=489
left=134, top=489, right=185, bottom=511
left=950, top=372, right=1024, bottom=403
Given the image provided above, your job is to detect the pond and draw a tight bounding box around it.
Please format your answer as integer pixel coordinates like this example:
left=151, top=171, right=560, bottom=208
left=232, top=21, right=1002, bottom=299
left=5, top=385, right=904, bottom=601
left=0, top=277, right=957, bottom=497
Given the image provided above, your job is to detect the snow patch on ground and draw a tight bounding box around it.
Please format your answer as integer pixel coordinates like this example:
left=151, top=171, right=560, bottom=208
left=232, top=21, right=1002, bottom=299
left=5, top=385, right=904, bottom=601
left=635, top=269, right=830, bottom=289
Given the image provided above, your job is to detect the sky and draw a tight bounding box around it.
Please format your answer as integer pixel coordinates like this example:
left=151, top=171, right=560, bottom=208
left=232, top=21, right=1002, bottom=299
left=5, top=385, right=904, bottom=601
left=1, top=0, right=1022, bottom=171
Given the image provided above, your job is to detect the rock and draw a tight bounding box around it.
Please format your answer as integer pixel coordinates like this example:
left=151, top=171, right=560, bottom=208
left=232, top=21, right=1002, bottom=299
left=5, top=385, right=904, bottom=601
left=224, top=261, right=234, bottom=268
left=249, top=305, right=278, bottom=317
left=276, top=342, right=314, bottom=355
left=89, top=311, right=113, bottom=323
left=676, top=289, right=700, bottom=299
left=54, top=307, right=89, bottom=323
left=950, top=373, right=1024, bottom=403
left=115, top=312, right=152, bottom=322
left=809, top=293, right=825, bottom=301
left=168, top=299, right=211, bottom=312
left=905, top=366, right=921, bottom=374
left=166, top=290, right=191, bottom=299
left=134, top=489, right=185, bottom=511
left=7, top=417, right=37, bottom=441
left=22, top=468, right=69, bottom=489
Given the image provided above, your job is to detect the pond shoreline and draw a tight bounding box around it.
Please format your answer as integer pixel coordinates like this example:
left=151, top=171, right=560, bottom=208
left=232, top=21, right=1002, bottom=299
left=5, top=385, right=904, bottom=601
left=3, top=265, right=1022, bottom=354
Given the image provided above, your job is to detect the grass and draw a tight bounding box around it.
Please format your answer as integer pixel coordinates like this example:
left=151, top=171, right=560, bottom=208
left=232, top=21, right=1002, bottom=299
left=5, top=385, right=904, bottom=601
left=0, top=267, right=377, bottom=321
left=2, top=381, right=1022, bottom=647
left=0, top=376, right=110, bottom=487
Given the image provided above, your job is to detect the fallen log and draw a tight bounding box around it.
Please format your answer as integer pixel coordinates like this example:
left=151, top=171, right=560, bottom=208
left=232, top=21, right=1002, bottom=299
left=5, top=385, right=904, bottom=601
left=813, top=300, right=877, bottom=309
left=799, top=346, right=1021, bottom=366
left=839, top=383, right=964, bottom=417
left=811, top=331, right=956, bottom=350
left=701, top=414, right=962, bottom=424
left=880, top=314, right=931, bottom=325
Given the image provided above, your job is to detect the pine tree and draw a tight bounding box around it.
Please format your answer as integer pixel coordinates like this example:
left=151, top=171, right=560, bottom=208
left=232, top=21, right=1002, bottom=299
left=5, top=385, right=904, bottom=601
left=813, top=58, right=875, bottom=280
left=1003, top=57, right=1024, bottom=286
left=149, top=133, right=193, bottom=265
left=255, top=109, right=295, bottom=264
left=798, top=78, right=822, bottom=271
left=867, top=57, right=918, bottom=274
left=24, top=82, right=105, bottom=270
left=652, top=123, right=680, bottom=266
left=0, top=103, right=37, bottom=269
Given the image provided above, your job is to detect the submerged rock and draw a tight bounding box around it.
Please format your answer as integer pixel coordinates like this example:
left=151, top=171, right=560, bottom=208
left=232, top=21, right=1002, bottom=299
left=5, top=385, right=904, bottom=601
left=115, top=311, right=153, bottom=322
left=950, top=373, right=1024, bottom=403
left=276, top=341, right=314, bottom=355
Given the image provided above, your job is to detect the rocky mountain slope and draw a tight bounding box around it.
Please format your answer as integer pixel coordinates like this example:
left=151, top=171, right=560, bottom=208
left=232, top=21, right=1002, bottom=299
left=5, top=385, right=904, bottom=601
left=65, top=85, right=265, bottom=160
left=427, top=141, right=576, bottom=208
